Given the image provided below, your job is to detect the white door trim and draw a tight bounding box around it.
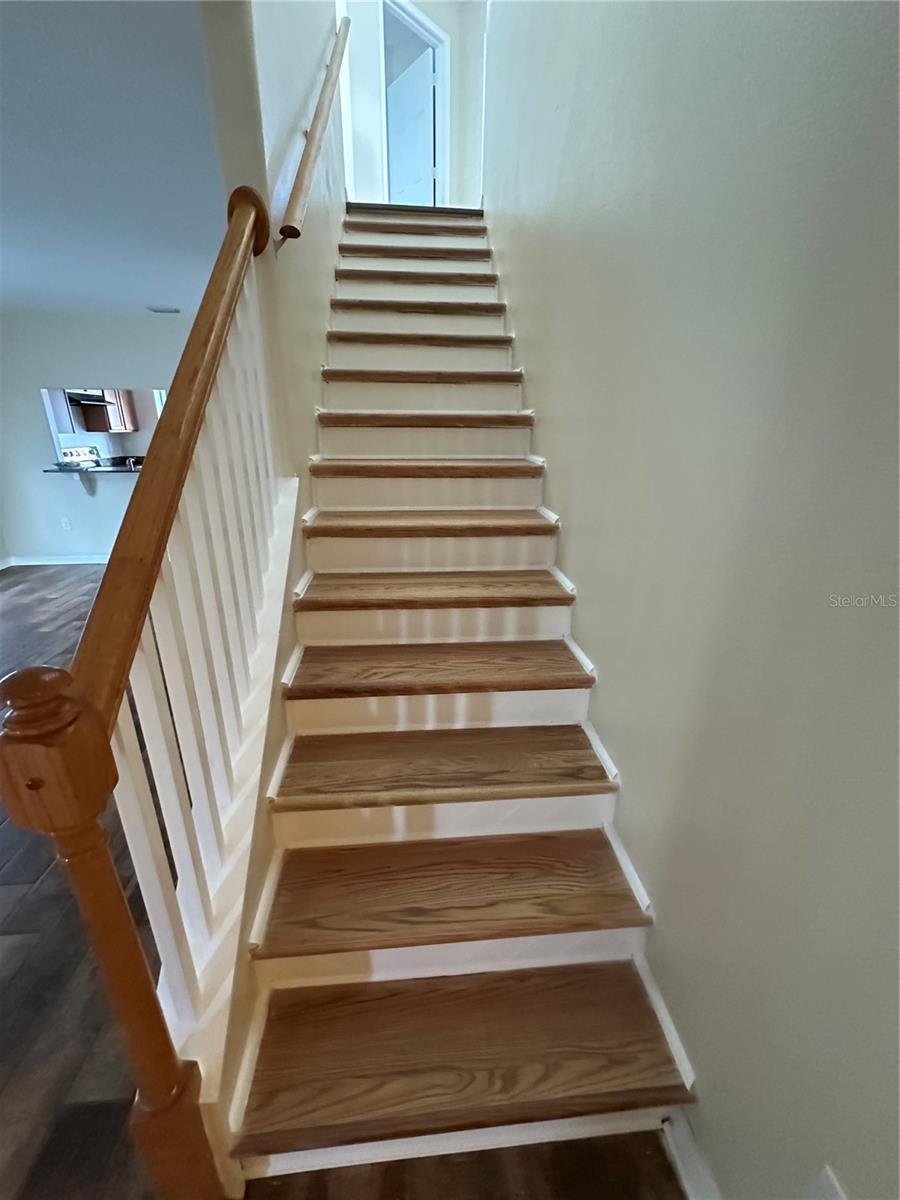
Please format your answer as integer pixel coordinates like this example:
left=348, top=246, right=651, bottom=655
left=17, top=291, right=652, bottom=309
left=384, top=0, right=450, bottom=206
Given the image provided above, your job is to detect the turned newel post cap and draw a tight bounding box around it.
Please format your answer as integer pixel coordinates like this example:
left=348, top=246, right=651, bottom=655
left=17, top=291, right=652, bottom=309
left=0, top=666, right=118, bottom=834
left=0, top=666, right=81, bottom=736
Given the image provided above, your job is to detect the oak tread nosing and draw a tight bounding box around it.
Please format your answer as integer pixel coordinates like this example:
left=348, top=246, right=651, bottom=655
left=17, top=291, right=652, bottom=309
left=303, top=509, right=558, bottom=538
left=293, top=569, right=572, bottom=611
left=309, top=457, right=542, bottom=479
left=256, top=829, right=651, bottom=959
left=321, top=368, right=522, bottom=384
left=284, top=639, right=593, bottom=700
left=316, top=410, right=534, bottom=429
left=330, top=298, right=506, bottom=315
left=234, top=961, right=692, bottom=1155
left=335, top=268, right=499, bottom=286
left=326, top=330, right=513, bottom=347
left=274, top=723, right=614, bottom=810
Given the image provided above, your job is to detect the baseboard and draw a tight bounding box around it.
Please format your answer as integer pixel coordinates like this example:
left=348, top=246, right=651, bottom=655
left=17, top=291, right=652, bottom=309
left=0, top=553, right=109, bottom=567
left=662, top=1111, right=722, bottom=1199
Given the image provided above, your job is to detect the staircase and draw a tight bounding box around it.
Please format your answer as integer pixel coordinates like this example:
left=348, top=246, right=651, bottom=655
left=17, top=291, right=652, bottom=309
left=230, top=203, right=694, bottom=1176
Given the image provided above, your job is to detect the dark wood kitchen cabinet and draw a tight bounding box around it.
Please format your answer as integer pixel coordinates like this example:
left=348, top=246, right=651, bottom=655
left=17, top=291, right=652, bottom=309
left=78, top=389, right=138, bottom=433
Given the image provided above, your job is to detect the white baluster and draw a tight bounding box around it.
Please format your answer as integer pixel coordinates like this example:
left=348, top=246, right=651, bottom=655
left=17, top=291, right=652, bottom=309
left=179, top=465, right=243, bottom=753
left=203, top=393, right=260, bottom=649
left=245, top=259, right=279, bottom=513
left=129, top=621, right=216, bottom=943
left=193, top=422, right=251, bottom=704
left=112, top=697, right=201, bottom=1029
left=213, top=359, right=265, bottom=620
left=150, top=563, right=230, bottom=855
left=222, top=331, right=269, bottom=586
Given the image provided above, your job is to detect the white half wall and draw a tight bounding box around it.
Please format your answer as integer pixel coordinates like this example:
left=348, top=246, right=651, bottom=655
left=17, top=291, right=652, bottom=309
left=481, top=4, right=898, bottom=1199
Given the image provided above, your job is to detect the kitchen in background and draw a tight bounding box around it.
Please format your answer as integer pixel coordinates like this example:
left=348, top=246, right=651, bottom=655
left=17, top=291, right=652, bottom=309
left=41, top=388, right=165, bottom=475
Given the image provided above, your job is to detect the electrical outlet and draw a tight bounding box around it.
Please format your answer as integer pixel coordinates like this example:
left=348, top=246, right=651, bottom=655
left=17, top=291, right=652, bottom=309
left=61, top=517, right=71, bottom=531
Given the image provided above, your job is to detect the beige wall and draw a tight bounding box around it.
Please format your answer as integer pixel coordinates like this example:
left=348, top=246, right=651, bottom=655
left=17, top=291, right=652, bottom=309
left=481, top=3, right=898, bottom=1198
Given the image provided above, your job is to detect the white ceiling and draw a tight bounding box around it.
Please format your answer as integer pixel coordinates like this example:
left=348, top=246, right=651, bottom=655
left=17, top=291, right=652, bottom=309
left=0, top=0, right=226, bottom=314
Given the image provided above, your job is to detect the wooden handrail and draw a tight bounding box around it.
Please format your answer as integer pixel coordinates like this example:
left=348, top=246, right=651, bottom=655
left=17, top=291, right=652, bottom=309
left=71, top=185, right=269, bottom=736
left=279, top=17, right=350, bottom=240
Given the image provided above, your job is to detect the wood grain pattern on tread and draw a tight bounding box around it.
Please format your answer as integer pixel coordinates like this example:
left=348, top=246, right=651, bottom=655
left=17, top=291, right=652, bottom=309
left=343, top=219, right=489, bottom=237
left=293, top=570, right=572, bottom=611
left=331, top=298, right=506, bottom=315
left=339, top=243, right=492, bottom=261
left=346, top=202, right=484, bottom=218
left=335, top=268, right=498, bottom=286
left=273, top=724, right=614, bottom=809
left=284, top=640, right=593, bottom=700
left=256, top=830, right=650, bottom=959
left=322, top=368, right=522, bottom=384
left=309, top=458, right=542, bottom=478
left=316, top=410, right=533, bottom=428
left=233, top=962, right=692, bottom=1155
left=303, top=509, right=557, bottom=538
left=326, top=330, right=513, bottom=347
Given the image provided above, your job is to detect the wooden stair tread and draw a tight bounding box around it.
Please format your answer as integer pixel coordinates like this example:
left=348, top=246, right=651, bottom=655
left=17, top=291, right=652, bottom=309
left=303, top=509, right=557, bottom=538
left=344, top=218, right=488, bottom=237
left=284, top=640, right=593, bottom=700
left=256, top=830, right=650, bottom=959
left=294, top=570, right=572, bottom=611
left=331, top=298, right=506, bottom=315
left=309, top=457, right=542, bottom=478
left=273, top=724, right=614, bottom=809
left=233, top=961, right=692, bottom=1155
left=346, top=202, right=484, bottom=218
left=317, top=410, right=533, bottom=429
left=322, top=368, right=522, bottom=384
left=326, top=330, right=513, bottom=347
left=339, top=243, right=492, bottom=261
left=335, top=268, right=498, bottom=286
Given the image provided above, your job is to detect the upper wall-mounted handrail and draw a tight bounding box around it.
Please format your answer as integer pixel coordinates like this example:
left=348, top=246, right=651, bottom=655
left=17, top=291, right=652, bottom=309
left=278, top=16, right=351, bottom=241
left=70, top=185, right=269, bottom=736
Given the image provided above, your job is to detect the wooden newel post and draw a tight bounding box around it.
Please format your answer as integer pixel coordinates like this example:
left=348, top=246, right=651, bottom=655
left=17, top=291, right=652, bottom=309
left=0, top=667, right=227, bottom=1200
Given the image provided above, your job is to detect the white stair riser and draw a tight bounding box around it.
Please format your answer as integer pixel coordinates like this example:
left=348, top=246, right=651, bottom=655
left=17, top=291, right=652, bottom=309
left=285, top=685, right=591, bottom=735
left=311, top=474, right=543, bottom=511
left=317, top=424, right=532, bottom=458
left=323, top=380, right=522, bottom=410
left=305, top=532, right=557, bottom=571
left=342, top=229, right=489, bottom=250
left=273, top=792, right=616, bottom=847
left=294, top=603, right=572, bottom=645
left=330, top=309, right=505, bottom=335
left=327, top=342, right=511, bottom=371
left=335, top=279, right=499, bottom=302
left=254, top=927, right=644, bottom=991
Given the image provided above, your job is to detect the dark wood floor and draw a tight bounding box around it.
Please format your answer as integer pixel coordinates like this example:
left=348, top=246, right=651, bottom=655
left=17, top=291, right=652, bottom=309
left=0, top=566, right=685, bottom=1200
left=246, top=1132, right=686, bottom=1199
left=0, top=564, right=155, bottom=1200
